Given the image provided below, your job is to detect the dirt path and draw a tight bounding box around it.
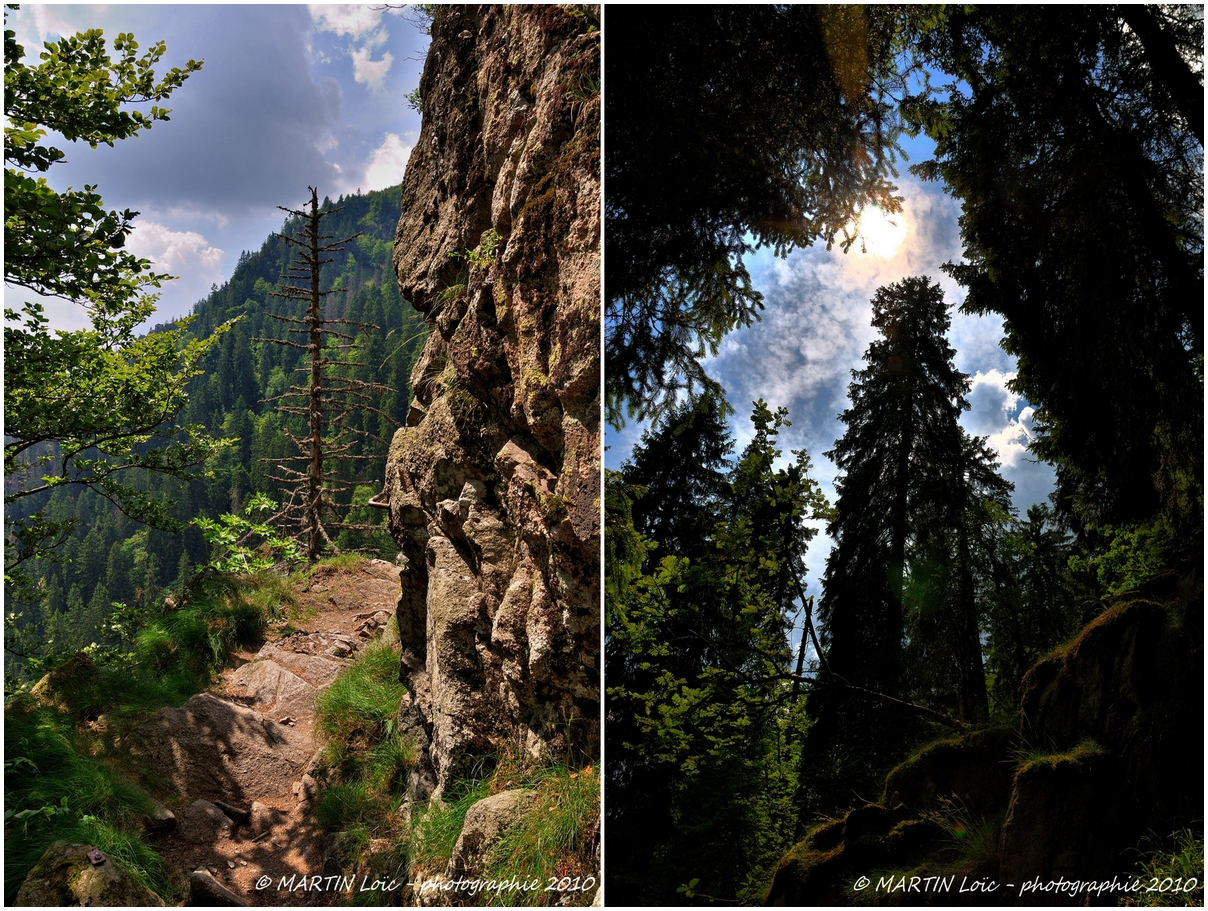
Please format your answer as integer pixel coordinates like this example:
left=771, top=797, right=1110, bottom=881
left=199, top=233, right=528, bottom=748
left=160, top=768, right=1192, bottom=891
left=138, top=559, right=400, bottom=906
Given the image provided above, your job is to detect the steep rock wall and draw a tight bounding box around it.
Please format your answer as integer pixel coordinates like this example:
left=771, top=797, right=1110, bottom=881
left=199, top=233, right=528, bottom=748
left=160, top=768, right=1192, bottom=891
left=383, top=5, right=599, bottom=799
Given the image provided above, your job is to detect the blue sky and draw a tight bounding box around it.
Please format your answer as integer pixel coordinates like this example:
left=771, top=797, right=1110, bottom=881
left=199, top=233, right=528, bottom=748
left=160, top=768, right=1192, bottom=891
left=7, top=4, right=430, bottom=328
left=606, top=137, right=1057, bottom=604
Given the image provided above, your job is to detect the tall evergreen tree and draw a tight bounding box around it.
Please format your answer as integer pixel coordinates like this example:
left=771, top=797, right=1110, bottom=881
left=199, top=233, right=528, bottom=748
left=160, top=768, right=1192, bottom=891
left=908, top=5, right=1203, bottom=530
left=818, top=277, right=970, bottom=701
left=802, top=276, right=1011, bottom=815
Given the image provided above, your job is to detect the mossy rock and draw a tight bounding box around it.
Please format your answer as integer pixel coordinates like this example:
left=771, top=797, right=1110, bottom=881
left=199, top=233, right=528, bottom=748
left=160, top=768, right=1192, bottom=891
left=29, top=652, right=103, bottom=717
left=883, top=726, right=1015, bottom=818
left=15, top=841, right=163, bottom=906
left=766, top=805, right=950, bottom=906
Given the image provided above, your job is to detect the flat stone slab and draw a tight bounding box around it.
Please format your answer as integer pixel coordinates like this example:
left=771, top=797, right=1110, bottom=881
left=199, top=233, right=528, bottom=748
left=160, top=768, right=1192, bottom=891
left=125, top=693, right=313, bottom=803
left=255, top=643, right=347, bottom=688
left=225, top=659, right=318, bottom=719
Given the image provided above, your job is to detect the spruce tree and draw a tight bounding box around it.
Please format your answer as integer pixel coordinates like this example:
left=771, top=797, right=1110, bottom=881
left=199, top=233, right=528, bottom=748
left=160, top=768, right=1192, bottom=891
left=908, top=5, right=1203, bottom=529
left=258, top=188, right=396, bottom=562
left=801, top=276, right=1012, bottom=814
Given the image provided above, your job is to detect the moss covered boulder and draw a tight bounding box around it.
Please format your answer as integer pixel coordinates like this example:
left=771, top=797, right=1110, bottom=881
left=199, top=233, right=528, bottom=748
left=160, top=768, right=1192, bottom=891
left=15, top=841, right=163, bottom=906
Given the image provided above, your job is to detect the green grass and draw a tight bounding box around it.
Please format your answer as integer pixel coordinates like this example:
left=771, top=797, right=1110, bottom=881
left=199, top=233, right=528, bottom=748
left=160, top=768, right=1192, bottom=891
left=309, top=636, right=416, bottom=903
left=307, top=631, right=601, bottom=905
left=1123, top=828, right=1204, bottom=906
left=314, top=639, right=409, bottom=775
left=310, top=552, right=371, bottom=575
left=1012, top=737, right=1104, bottom=779
left=407, top=775, right=495, bottom=881
left=311, top=635, right=414, bottom=903
left=4, top=568, right=286, bottom=903
left=4, top=702, right=175, bottom=903
left=922, top=796, right=1005, bottom=876
left=480, top=763, right=601, bottom=905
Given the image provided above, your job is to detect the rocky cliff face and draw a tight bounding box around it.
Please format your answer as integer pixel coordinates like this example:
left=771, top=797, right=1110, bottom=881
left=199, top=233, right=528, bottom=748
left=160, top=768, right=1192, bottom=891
left=383, top=5, right=600, bottom=800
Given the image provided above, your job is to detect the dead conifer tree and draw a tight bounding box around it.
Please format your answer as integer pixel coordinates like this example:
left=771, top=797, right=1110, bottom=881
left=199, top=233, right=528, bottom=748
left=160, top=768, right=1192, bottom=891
left=256, top=187, right=397, bottom=562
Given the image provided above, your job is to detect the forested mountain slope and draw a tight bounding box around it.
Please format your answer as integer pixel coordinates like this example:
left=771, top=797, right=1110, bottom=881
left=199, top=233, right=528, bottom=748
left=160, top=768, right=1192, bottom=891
left=6, top=184, right=427, bottom=678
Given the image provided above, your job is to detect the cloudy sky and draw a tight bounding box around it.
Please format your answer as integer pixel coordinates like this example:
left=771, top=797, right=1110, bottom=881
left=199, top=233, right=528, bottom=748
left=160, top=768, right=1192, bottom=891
left=7, top=4, right=430, bottom=327
left=606, top=138, right=1057, bottom=597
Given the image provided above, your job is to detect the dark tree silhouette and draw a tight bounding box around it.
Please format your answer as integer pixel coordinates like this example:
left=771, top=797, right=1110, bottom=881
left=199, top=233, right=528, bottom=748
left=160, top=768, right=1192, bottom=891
left=605, top=5, right=912, bottom=425
left=909, top=5, right=1203, bottom=529
left=801, top=277, right=1013, bottom=814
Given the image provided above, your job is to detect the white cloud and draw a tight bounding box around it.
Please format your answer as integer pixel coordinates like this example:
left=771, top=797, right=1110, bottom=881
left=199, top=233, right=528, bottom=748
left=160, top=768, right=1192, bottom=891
left=127, top=221, right=225, bottom=283
left=351, top=44, right=394, bottom=89
left=309, top=5, right=384, bottom=38
left=965, top=369, right=1039, bottom=469
left=311, top=7, right=398, bottom=89
left=362, top=133, right=412, bottom=192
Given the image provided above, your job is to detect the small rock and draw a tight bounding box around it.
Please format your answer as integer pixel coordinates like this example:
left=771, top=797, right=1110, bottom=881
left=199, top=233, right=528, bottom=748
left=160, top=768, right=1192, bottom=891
left=447, top=789, right=537, bottom=876
left=179, top=801, right=235, bottom=844
left=227, top=860, right=235, bottom=869
left=278, top=715, right=296, bottom=726
left=143, top=797, right=176, bottom=833
left=190, top=869, right=249, bottom=907
left=300, top=773, right=318, bottom=800
left=327, top=644, right=351, bottom=658
left=251, top=800, right=285, bottom=835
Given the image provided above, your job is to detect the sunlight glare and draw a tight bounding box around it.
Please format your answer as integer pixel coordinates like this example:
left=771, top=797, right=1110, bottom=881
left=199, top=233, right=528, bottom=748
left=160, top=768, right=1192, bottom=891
left=855, top=205, right=907, bottom=258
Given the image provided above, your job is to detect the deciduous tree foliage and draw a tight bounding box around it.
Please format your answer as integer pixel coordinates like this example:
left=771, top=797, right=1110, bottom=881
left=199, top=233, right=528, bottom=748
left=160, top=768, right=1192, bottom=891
left=3, top=9, right=229, bottom=593
left=605, top=5, right=910, bottom=426
left=907, top=4, right=1204, bottom=530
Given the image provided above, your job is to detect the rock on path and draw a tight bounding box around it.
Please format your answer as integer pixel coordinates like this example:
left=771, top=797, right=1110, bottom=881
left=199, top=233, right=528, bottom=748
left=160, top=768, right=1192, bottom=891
left=129, top=559, right=401, bottom=906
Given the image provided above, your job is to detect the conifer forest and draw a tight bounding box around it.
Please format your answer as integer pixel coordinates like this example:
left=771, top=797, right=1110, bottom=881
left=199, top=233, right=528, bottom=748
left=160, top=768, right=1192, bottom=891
left=3, top=3, right=1204, bottom=908
left=605, top=4, right=1202, bottom=906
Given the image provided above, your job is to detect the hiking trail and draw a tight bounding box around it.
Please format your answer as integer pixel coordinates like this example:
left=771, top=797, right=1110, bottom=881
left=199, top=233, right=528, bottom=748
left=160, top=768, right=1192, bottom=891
left=125, top=559, right=401, bottom=906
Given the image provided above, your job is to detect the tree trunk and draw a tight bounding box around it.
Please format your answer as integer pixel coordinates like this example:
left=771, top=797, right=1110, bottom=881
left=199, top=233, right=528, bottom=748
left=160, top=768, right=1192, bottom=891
left=305, top=188, right=324, bottom=563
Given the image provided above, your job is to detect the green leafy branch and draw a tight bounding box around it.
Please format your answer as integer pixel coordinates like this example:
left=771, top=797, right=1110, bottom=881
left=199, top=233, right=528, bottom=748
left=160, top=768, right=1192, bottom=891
left=193, top=493, right=304, bottom=574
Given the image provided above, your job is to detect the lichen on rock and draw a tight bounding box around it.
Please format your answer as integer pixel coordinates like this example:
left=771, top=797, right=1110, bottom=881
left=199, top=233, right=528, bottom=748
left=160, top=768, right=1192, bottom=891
left=383, top=4, right=599, bottom=801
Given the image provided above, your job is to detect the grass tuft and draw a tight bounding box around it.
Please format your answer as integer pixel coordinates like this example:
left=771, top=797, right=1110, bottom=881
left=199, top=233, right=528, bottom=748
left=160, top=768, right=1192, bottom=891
left=1123, top=828, right=1204, bottom=906
left=481, top=763, right=601, bottom=905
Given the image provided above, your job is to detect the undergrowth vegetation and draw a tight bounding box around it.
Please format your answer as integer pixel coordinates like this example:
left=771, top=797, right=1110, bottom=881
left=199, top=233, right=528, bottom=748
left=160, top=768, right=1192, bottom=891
left=403, top=759, right=601, bottom=906
left=3, top=568, right=289, bottom=903
left=1123, top=828, right=1204, bottom=907
left=312, top=639, right=600, bottom=906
